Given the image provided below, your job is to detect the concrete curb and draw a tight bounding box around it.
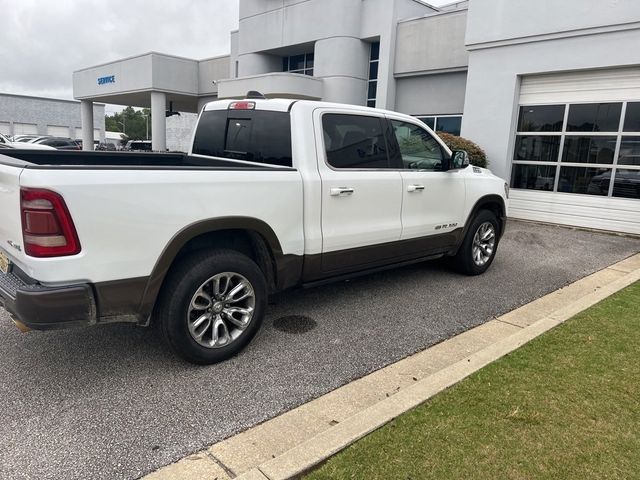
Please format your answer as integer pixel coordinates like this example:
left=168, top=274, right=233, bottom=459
left=143, top=253, right=640, bottom=480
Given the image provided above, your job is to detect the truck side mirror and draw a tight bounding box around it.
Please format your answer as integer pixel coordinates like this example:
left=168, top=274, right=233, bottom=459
left=451, top=150, right=470, bottom=170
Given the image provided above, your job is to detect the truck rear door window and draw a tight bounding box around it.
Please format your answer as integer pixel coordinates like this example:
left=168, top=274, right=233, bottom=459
left=322, top=114, right=391, bottom=169
left=192, top=110, right=292, bottom=167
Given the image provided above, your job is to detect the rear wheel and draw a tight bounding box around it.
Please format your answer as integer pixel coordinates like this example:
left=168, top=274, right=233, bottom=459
left=156, top=249, right=267, bottom=364
left=453, top=210, right=500, bottom=275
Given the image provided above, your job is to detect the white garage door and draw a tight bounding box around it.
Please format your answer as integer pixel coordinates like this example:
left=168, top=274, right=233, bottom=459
left=509, top=67, right=640, bottom=235
left=0, top=122, right=10, bottom=136
left=13, top=123, right=38, bottom=135
left=47, top=125, right=70, bottom=137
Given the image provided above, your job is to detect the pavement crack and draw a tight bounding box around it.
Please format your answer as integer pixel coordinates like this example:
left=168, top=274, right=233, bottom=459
left=496, top=318, right=525, bottom=329
left=258, top=466, right=273, bottom=480
left=206, top=451, right=237, bottom=479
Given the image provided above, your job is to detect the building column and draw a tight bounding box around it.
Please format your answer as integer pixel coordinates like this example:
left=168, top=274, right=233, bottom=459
left=80, top=100, right=94, bottom=151
left=151, top=91, right=166, bottom=152
left=314, top=37, right=369, bottom=105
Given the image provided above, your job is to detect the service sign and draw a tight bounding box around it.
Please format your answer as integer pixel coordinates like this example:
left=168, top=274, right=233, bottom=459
left=97, top=75, right=116, bottom=86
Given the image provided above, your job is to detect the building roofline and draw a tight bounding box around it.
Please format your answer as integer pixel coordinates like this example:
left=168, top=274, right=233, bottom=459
left=397, top=5, right=468, bottom=25
left=73, top=51, right=199, bottom=73
left=198, top=54, right=231, bottom=62
left=0, top=92, right=105, bottom=106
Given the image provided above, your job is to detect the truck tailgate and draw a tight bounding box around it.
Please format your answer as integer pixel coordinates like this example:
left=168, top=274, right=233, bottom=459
left=0, top=162, right=25, bottom=269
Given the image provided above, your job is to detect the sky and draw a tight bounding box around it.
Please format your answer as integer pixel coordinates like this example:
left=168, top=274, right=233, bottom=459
left=0, top=0, right=452, bottom=115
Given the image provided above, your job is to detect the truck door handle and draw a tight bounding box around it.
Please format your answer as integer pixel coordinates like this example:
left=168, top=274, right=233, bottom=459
left=407, top=185, right=425, bottom=192
left=330, top=187, right=355, bottom=196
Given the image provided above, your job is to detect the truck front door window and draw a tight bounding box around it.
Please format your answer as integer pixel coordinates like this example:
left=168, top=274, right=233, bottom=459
left=391, top=120, right=444, bottom=171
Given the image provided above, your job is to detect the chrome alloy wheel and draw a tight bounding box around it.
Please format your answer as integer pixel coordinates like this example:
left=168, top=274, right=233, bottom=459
left=186, top=272, right=255, bottom=349
left=472, top=222, right=496, bottom=267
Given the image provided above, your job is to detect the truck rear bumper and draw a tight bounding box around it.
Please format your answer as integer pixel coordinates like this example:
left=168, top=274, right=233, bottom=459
left=0, top=270, right=96, bottom=330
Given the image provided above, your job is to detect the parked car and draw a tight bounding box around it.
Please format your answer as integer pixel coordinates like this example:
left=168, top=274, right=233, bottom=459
left=14, top=135, right=50, bottom=143
left=124, top=140, right=153, bottom=151
left=74, top=139, right=101, bottom=150
left=34, top=137, right=80, bottom=150
left=97, top=142, right=116, bottom=151
left=0, top=133, right=56, bottom=150
left=0, top=96, right=508, bottom=364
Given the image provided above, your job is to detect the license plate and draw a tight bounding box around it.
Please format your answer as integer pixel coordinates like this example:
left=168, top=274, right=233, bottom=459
left=0, top=250, right=10, bottom=275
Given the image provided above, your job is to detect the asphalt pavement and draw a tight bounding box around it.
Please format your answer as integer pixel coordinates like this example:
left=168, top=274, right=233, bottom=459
left=0, top=221, right=638, bottom=480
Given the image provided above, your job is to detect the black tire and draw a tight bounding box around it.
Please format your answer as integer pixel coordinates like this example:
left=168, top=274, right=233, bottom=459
left=156, top=249, right=267, bottom=364
left=453, top=210, right=500, bottom=276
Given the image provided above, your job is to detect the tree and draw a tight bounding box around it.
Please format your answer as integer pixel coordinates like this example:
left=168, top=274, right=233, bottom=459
left=105, top=107, right=150, bottom=141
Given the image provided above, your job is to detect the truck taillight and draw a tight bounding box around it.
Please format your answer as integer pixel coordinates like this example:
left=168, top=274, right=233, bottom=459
left=20, top=188, right=81, bottom=257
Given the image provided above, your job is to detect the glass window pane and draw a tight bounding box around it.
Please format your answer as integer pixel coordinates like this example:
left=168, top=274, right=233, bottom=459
left=514, top=135, right=561, bottom=162
left=225, top=118, right=252, bottom=154
left=435, top=116, right=462, bottom=136
left=392, top=120, right=444, bottom=170
left=305, top=69, right=314, bottom=76
left=282, top=57, right=289, bottom=72
left=368, top=81, right=377, bottom=100
left=619, top=137, right=640, bottom=166
left=517, top=105, right=565, bottom=132
left=369, top=61, right=378, bottom=81
left=623, top=102, right=640, bottom=132
left=193, top=111, right=292, bottom=167
left=322, top=114, right=390, bottom=169
left=511, top=164, right=557, bottom=191
left=305, top=53, right=314, bottom=69
left=612, top=169, right=640, bottom=199
left=370, top=42, right=380, bottom=61
left=289, top=54, right=305, bottom=71
left=191, top=110, right=227, bottom=157
left=562, top=136, right=617, bottom=164
left=367, top=100, right=376, bottom=108
left=417, top=117, right=435, bottom=130
left=558, top=166, right=611, bottom=195
left=567, top=103, right=622, bottom=132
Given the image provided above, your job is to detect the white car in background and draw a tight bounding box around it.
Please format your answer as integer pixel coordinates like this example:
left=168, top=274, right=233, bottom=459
left=0, top=133, right=55, bottom=150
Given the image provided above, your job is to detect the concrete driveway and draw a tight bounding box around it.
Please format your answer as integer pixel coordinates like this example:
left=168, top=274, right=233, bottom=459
left=0, top=221, right=638, bottom=480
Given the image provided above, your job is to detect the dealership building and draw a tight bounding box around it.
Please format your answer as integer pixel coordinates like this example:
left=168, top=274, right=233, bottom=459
left=73, top=0, right=640, bottom=234
left=0, top=93, right=105, bottom=141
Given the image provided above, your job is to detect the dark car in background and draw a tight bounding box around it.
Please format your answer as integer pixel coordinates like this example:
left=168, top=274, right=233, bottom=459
left=35, top=137, right=80, bottom=150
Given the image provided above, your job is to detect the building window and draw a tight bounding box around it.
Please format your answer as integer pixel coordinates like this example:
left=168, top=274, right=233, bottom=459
left=416, top=115, right=463, bottom=136
left=367, top=42, right=380, bottom=108
left=511, top=102, right=640, bottom=200
left=282, top=53, right=314, bottom=76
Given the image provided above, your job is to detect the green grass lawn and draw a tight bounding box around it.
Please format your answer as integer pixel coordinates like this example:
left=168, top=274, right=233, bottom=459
left=306, top=282, right=640, bottom=480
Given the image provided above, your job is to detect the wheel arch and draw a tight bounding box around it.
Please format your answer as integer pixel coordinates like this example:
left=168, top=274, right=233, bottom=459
left=137, top=217, right=302, bottom=322
left=453, top=195, right=506, bottom=255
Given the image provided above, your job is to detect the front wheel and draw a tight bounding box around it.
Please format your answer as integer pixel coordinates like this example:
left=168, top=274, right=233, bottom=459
left=156, top=249, right=267, bottom=364
left=453, top=210, right=500, bottom=275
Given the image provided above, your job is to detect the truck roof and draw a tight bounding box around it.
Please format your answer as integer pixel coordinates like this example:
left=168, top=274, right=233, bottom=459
left=202, top=98, right=408, bottom=117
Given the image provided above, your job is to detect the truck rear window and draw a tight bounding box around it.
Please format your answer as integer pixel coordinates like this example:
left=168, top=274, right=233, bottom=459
left=192, top=110, right=293, bottom=167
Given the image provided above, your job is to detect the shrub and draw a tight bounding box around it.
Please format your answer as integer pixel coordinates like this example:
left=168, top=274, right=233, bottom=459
left=437, top=132, right=488, bottom=168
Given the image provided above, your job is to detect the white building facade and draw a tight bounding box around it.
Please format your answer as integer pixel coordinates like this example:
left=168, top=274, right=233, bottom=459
left=73, top=0, right=640, bottom=234
left=0, top=93, right=104, bottom=141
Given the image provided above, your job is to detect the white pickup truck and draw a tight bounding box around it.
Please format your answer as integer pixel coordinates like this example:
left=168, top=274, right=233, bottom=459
left=0, top=97, right=508, bottom=364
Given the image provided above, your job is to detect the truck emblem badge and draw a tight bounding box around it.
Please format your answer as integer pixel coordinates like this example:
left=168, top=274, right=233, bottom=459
left=7, top=240, right=22, bottom=252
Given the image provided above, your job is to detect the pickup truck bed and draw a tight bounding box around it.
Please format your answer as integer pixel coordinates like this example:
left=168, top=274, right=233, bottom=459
left=1, top=150, right=295, bottom=170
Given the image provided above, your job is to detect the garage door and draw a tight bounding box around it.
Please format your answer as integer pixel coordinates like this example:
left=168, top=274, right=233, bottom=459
left=509, top=67, right=640, bottom=235
left=13, top=123, right=38, bottom=135
left=47, top=125, right=70, bottom=137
